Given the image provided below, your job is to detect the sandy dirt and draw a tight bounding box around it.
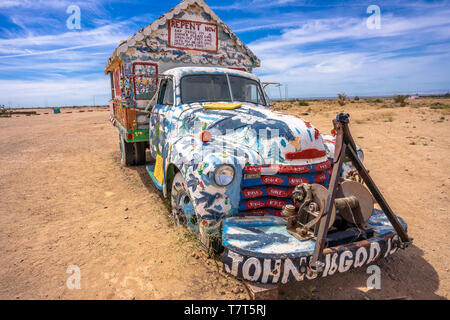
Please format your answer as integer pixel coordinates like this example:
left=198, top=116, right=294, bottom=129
left=0, top=99, right=448, bottom=300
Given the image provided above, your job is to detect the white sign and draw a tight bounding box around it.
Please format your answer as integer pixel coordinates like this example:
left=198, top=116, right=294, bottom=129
left=169, top=19, right=218, bottom=52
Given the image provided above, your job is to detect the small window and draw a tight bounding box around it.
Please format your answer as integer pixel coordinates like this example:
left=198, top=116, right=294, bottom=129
left=163, top=79, right=174, bottom=105
left=157, top=80, right=174, bottom=105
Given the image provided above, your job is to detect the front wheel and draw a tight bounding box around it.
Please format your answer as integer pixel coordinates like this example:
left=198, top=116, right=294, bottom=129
left=171, top=172, right=200, bottom=234
left=170, top=172, right=223, bottom=254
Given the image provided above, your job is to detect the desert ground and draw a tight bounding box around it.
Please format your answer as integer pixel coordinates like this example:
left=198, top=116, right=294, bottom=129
left=0, top=97, right=448, bottom=300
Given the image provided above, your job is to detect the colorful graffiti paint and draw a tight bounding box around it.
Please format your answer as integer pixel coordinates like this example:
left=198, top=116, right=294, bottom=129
left=145, top=67, right=330, bottom=243
left=133, top=62, right=158, bottom=100
left=221, top=210, right=407, bottom=284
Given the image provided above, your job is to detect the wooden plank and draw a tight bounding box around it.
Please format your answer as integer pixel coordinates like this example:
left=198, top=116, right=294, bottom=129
left=244, top=281, right=279, bottom=300
left=10, top=111, right=37, bottom=115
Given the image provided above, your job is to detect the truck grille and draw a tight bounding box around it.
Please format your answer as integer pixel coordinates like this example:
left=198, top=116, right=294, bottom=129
left=239, top=160, right=332, bottom=216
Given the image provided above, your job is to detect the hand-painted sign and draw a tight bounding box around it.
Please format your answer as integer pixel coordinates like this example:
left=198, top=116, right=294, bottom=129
left=222, top=234, right=401, bottom=284
left=168, top=18, right=218, bottom=52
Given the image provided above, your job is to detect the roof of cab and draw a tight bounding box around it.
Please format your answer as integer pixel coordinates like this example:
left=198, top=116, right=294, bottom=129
left=163, top=67, right=260, bottom=82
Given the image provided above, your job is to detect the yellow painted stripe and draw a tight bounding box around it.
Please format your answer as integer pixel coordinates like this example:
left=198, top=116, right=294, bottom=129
left=203, top=102, right=242, bottom=110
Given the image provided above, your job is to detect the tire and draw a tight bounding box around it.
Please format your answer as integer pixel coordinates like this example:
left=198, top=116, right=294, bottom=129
left=134, top=142, right=147, bottom=165
left=119, top=134, right=135, bottom=166
left=170, top=172, right=224, bottom=255
left=171, top=172, right=200, bottom=234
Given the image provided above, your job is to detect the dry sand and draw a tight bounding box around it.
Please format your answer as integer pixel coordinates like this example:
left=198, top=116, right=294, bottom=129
left=0, top=99, right=448, bottom=300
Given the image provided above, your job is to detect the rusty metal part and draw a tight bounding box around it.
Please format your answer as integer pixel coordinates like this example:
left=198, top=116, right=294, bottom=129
left=287, top=184, right=335, bottom=241
left=281, top=204, right=296, bottom=217
left=334, top=196, right=358, bottom=209
left=337, top=180, right=374, bottom=228
left=309, top=113, right=412, bottom=272
left=309, top=119, right=347, bottom=273
left=347, top=169, right=363, bottom=183
left=287, top=180, right=373, bottom=240
left=291, top=183, right=311, bottom=211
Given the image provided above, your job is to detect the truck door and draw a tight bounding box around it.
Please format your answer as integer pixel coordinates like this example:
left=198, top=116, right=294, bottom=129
left=149, top=78, right=174, bottom=182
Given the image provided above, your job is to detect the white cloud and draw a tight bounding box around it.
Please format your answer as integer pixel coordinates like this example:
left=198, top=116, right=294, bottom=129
left=0, top=76, right=111, bottom=107
left=0, top=2, right=156, bottom=107
left=212, top=0, right=315, bottom=11
left=0, top=0, right=29, bottom=8
left=247, top=7, right=450, bottom=97
left=248, top=10, right=450, bottom=53
left=257, top=50, right=450, bottom=97
left=0, top=0, right=103, bottom=10
left=0, top=23, right=128, bottom=58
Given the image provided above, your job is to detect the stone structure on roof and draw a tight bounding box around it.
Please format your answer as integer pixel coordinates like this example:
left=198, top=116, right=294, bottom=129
left=105, top=0, right=260, bottom=109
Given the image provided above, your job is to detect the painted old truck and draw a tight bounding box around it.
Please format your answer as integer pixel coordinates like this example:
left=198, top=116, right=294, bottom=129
left=106, top=0, right=410, bottom=285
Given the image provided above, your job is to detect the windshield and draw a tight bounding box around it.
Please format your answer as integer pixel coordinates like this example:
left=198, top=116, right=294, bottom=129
left=181, top=74, right=266, bottom=105
left=229, top=75, right=266, bottom=105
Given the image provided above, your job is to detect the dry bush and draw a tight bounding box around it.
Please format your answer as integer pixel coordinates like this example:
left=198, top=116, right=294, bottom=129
left=394, top=95, right=408, bottom=106
left=337, top=93, right=347, bottom=106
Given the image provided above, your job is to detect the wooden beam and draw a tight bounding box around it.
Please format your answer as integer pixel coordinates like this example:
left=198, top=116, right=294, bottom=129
left=244, top=281, right=279, bottom=300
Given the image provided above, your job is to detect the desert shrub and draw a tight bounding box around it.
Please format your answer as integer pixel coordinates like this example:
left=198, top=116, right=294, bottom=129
left=366, top=98, right=383, bottom=103
left=337, top=93, right=347, bottom=106
left=296, top=100, right=309, bottom=106
left=430, top=102, right=450, bottom=109
left=338, top=93, right=347, bottom=101
left=394, top=95, right=408, bottom=104
left=354, top=96, right=360, bottom=101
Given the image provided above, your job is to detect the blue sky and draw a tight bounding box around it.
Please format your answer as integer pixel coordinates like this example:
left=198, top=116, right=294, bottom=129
left=0, top=0, right=449, bottom=107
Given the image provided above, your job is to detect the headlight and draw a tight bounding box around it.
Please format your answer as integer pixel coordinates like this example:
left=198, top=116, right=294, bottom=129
left=214, top=164, right=235, bottom=186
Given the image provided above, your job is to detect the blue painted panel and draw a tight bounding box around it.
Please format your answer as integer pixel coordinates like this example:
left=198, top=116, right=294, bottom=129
left=146, top=165, right=163, bottom=190
left=222, top=209, right=407, bottom=256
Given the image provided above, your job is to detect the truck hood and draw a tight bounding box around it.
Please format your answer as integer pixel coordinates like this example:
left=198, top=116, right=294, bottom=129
left=178, top=103, right=328, bottom=165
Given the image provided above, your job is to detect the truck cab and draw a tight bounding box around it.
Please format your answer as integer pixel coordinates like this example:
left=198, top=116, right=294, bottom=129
left=144, top=67, right=332, bottom=247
